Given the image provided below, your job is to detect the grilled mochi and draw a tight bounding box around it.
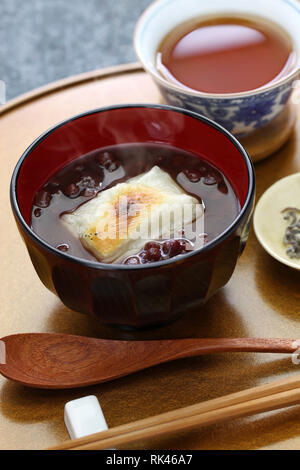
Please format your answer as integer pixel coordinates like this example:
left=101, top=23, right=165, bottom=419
left=62, top=166, right=203, bottom=263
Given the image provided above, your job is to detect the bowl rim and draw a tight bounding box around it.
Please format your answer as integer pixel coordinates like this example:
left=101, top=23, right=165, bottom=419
left=10, top=103, right=255, bottom=271
left=134, top=0, right=300, bottom=99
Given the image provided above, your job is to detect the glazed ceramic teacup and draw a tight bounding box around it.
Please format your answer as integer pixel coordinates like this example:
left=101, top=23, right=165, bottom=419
left=135, top=0, right=300, bottom=137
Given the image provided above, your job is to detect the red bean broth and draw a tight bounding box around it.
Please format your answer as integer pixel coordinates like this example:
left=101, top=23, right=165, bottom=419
left=31, top=143, right=240, bottom=264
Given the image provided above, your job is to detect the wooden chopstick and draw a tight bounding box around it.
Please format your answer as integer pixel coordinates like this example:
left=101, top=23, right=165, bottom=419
left=49, top=374, right=300, bottom=450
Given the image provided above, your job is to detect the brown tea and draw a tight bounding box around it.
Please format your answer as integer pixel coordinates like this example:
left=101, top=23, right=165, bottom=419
left=157, top=16, right=295, bottom=94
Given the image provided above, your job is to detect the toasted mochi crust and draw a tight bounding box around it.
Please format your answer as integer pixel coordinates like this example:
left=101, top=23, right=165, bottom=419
left=62, top=166, right=203, bottom=263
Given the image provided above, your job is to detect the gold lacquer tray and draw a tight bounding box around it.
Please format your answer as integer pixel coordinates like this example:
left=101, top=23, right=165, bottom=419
left=0, top=63, right=300, bottom=450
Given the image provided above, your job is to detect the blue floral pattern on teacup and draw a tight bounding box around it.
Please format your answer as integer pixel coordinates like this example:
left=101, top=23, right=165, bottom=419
left=157, top=79, right=293, bottom=137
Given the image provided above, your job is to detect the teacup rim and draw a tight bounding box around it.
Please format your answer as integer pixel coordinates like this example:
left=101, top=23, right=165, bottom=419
left=10, top=104, right=255, bottom=271
left=134, top=0, right=300, bottom=99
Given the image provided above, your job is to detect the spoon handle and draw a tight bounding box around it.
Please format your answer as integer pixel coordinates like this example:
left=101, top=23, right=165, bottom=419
left=161, top=337, right=299, bottom=361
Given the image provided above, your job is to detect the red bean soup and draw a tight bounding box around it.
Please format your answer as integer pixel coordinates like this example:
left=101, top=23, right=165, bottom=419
left=31, top=143, right=240, bottom=265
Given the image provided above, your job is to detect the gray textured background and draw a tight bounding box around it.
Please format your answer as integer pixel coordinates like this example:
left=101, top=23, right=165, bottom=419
left=0, top=0, right=153, bottom=100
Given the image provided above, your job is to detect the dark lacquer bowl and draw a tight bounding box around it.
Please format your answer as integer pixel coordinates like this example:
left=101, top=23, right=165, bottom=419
left=10, top=105, right=255, bottom=329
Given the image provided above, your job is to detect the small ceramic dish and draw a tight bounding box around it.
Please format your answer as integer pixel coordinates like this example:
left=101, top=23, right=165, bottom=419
left=134, top=0, right=300, bottom=138
left=254, top=173, right=300, bottom=270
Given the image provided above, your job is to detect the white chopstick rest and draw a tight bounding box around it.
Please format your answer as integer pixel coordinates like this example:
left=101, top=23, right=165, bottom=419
left=64, top=395, right=108, bottom=440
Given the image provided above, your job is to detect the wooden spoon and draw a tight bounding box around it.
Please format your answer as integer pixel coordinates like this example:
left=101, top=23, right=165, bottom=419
left=0, top=333, right=298, bottom=389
